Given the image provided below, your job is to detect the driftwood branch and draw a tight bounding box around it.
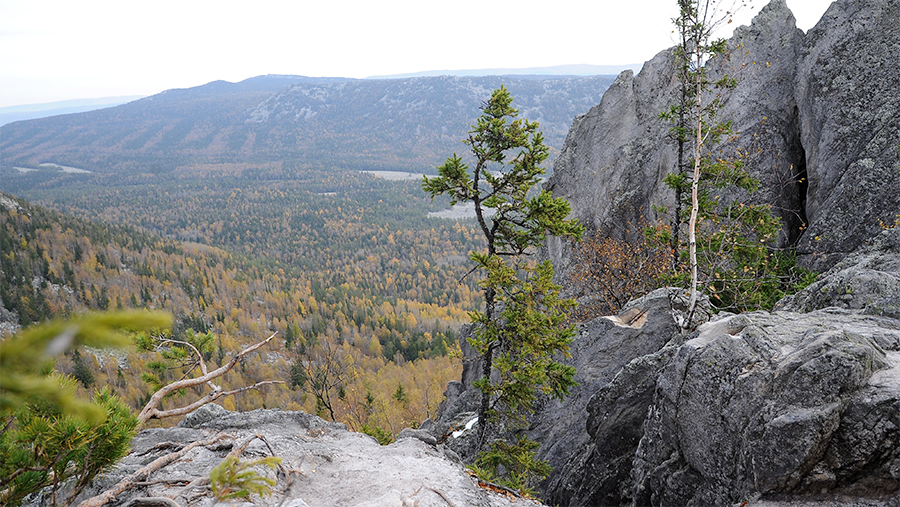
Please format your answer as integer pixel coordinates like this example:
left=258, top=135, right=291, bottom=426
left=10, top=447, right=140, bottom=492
left=427, top=487, right=461, bottom=507
left=137, top=333, right=277, bottom=424
left=141, top=381, right=284, bottom=424
left=158, top=339, right=220, bottom=391
left=169, top=434, right=285, bottom=504
left=77, top=434, right=231, bottom=507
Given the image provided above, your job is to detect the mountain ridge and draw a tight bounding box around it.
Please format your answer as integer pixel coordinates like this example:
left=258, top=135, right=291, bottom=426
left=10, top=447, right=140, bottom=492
left=0, top=74, right=616, bottom=176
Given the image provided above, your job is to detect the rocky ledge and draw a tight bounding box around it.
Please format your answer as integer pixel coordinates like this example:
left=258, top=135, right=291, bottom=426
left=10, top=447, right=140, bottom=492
left=33, top=405, right=544, bottom=507
left=435, top=227, right=900, bottom=506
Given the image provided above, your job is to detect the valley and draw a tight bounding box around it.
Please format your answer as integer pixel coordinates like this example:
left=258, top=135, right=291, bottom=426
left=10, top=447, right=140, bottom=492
left=0, top=73, right=617, bottom=441
left=0, top=164, right=484, bottom=435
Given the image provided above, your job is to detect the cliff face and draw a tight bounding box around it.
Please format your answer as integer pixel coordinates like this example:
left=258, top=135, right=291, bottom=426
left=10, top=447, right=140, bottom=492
left=434, top=1, right=900, bottom=505
left=545, top=0, right=900, bottom=275
left=794, top=0, right=900, bottom=270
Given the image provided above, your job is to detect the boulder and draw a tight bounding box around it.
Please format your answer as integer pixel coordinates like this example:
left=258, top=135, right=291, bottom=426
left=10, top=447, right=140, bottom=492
left=631, top=309, right=900, bottom=506
left=778, top=222, right=900, bottom=317
left=532, top=289, right=685, bottom=497
left=433, top=288, right=697, bottom=504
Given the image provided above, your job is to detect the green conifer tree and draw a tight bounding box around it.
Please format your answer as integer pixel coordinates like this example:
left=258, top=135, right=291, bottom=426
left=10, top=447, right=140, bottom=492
left=423, top=86, right=582, bottom=493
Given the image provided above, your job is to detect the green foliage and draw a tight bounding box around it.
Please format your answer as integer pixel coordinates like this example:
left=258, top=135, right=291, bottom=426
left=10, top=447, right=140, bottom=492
left=0, top=167, right=470, bottom=439
left=2, top=174, right=481, bottom=364
left=70, top=349, right=95, bottom=389
left=651, top=0, right=814, bottom=318
left=0, top=311, right=165, bottom=505
left=469, top=259, right=577, bottom=426
left=423, top=86, right=582, bottom=489
left=649, top=152, right=815, bottom=312
left=209, top=455, right=281, bottom=501
left=393, top=383, right=408, bottom=405
left=0, top=382, right=138, bottom=507
left=134, top=329, right=216, bottom=400
left=360, top=423, right=395, bottom=445
left=423, top=86, right=583, bottom=259
left=470, top=434, right=552, bottom=496
left=1, top=310, right=171, bottom=422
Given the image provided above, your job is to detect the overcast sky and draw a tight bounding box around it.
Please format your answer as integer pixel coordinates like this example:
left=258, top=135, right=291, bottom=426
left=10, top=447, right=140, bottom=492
left=0, top=0, right=831, bottom=108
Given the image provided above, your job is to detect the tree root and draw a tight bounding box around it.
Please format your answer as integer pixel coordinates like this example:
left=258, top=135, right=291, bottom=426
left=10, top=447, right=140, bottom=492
left=77, top=433, right=232, bottom=507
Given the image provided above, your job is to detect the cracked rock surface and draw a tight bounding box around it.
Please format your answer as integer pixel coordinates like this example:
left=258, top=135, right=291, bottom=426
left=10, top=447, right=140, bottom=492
left=31, top=406, right=544, bottom=507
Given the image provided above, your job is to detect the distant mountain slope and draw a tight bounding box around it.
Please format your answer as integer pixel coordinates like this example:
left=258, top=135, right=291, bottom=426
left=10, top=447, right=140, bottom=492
left=369, top=63, right=641, bottom=79
left=0, top=96, right=145, bottom=126
left=0, top=74, right=615, bottom=175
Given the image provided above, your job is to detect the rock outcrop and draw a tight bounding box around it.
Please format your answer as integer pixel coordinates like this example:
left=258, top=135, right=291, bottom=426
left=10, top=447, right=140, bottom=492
left=631, top=308, right=900, bottom=506
left=778, top=226, right=900, bottom=316
left=545, top=0, right=900, bottom=276
left=536, top=290, right=690, bottom=506
left=434, top=220, right=900, bottom=506
left=435, top=2, right=900, bottom=502
left=794, top=0, right=900, bottom=271
left=438, top=279, right=900, bottom=506
left=433, top=288, right=707, bottom=505
left=39, top=405, right=544, bottom=507
left=536, top=226, right=900, bottom=506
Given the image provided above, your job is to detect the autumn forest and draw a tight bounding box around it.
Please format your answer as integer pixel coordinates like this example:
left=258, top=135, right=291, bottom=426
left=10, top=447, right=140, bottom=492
left=0, top=164, right=489, bottom=438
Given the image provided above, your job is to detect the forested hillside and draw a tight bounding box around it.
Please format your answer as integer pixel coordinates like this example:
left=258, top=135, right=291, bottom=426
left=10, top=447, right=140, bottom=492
left=0, top=171, right=483, bottom=434
left=0, top=75, right=602, bottom=438
left=0, top=74, right=614, bottom=176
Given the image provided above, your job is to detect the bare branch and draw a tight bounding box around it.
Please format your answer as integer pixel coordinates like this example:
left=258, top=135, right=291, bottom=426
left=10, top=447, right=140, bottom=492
left=137, top=333, right=276, bottom=425
left=458, top=264, right=480, bottom=284
left=157, top=339, right=220, bottom=391
left=135, top=442, right=186, bottom=457
left=424, top=487, right=461, bottom=507
left=77, top=434, right=231, bottom=507
left=122, top=498, right=182, bottom=507
left=141, top=381, right=284, bottom=424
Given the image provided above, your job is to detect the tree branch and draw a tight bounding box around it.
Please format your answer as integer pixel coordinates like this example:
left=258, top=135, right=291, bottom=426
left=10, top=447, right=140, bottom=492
left=77, top=434, right=231, bottom=507
left=137, top=333, right=277, bottom=425
left=141, top=381, right=284, bottom=424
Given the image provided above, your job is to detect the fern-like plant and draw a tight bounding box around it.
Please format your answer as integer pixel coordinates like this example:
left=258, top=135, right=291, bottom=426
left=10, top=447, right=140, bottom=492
left=209, top=455, right=282, bottom=501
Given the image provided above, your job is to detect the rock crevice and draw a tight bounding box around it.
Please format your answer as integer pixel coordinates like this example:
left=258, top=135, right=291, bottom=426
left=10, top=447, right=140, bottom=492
left=545, top=0, right=900, bottom=277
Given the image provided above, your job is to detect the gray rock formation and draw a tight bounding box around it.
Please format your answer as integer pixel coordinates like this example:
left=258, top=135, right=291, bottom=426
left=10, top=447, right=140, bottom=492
left=531, top=227, right=900, bottom=507
left=531, top=288, right=695, bottom=504
left=631, top=308, right=900, bottom=506
left=794, top=0, right=900, bottom=271
left=545, top=0, right=900, bottom=277
left=40, top=406, right=545, bottom=507
left=538, top=234, right=900, bottom=505
left=778, top=226, right=900, bottom=315
left=437, top=287, right=900, bottom=506
left=432, top=288, right=703, bottom=504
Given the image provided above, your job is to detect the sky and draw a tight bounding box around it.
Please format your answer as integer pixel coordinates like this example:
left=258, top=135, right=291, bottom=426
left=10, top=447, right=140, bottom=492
left=0, top=0, right=832, bottom=108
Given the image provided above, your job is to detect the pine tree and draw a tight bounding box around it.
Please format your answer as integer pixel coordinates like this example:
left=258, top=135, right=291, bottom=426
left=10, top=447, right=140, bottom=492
left=0, top=311, right=170, bottom=506
left=423, top=86, right=582, bottom=492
